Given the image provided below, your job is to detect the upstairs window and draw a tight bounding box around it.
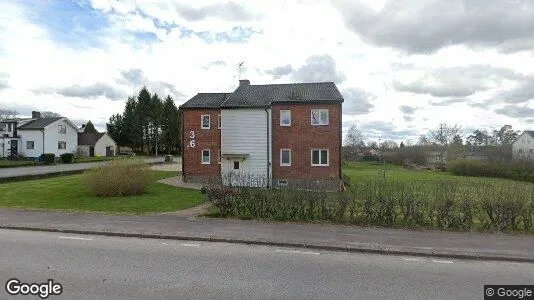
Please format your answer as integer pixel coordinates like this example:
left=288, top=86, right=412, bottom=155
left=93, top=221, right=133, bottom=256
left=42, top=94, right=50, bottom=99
left=58, top=125, right=66, bottom=134
left=201, top=115, right=210, bottom=129
left=201, top=149, right=210, bottom=164
left=26, top=141, right=34, bottom=149
left=280, top=110, right=291, bottom=126
left=311, top=109, right=329, bottom=125
left=311, top=149, right=329, bottom=166
left=7, top=124, right=12, bottom=131
left=58, top=141, right=66, bottom=149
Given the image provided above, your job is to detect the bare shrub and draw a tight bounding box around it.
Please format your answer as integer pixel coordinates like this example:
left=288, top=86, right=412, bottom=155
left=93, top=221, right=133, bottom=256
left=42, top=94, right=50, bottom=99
left=83, top=159, right=153, bottom=197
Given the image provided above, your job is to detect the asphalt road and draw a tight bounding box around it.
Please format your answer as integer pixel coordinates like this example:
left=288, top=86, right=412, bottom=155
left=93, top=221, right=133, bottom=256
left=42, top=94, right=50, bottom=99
left=0, top=157, right=165, bottom=178
left=0, top=230, right=532, bottom=300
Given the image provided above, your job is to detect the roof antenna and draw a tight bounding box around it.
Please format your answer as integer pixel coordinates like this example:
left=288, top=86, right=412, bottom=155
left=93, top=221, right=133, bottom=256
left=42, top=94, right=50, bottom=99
left=237, top=61, right=245, bottom=80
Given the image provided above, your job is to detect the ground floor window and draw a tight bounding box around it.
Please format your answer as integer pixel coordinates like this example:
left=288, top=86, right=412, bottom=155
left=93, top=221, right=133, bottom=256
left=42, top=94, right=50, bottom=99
left=234, top=161, right=239, bottom=170
left=311, top=149, right=329, bottom=166
left=58, top=141, right=66, bottom=150
left=26, top=141, right=34, bottom=149
left=280, top=149, right=291, bottom=166
left=201, top=149, right=210, bottom=164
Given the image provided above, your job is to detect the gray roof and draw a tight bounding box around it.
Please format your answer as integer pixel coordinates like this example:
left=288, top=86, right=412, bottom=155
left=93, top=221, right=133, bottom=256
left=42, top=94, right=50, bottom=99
left=17, top=117, right=62, bottom=130
left=78, top=132, right=105, bottom=145
left=525, top=131, right=534, bottom=138
left=180, top=82, right=344, bottom=109
left=179, top=93, right=229, bottom=109
left=0, top=118, right=32, bottom=123
left=221, top=82, right=344, bottom=108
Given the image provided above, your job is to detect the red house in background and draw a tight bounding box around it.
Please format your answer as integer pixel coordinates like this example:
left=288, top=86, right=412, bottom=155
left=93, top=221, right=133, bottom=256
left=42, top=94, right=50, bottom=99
left=179, top=80, right=344, bottom=189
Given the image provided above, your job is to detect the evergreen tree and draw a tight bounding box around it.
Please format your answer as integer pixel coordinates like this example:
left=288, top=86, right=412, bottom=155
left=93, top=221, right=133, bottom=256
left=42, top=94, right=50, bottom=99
left=124, top=96, right=142, bottom=151
left=150, top=93, right=163, bottom=154
left=161, top=96, right=181, bottom=154
left=83, top=121, right=98, bottom=133
left=136, top=87, right=152, bottom=153
left=106, top=114, right=124, bottom=145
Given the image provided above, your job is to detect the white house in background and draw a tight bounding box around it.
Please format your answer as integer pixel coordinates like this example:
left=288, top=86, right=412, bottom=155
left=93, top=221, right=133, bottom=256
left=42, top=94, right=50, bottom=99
left=512, top=131, right=534, bottom=160
left=0, top=111, right=78, bottom=158
left=77, top=132, right=117, bottom=157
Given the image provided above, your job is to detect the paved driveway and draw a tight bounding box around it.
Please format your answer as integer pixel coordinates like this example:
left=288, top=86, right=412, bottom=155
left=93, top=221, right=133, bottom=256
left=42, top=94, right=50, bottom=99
left=0, top=157, right=165, bottom=179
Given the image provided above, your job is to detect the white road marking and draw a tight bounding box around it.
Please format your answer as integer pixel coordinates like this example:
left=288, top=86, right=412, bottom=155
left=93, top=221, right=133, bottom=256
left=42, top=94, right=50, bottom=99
left=161, top=242, right=169, bottom=245
left=404, top=258, right=422, bottom=262
left=275, top=249, right=320, bottom=255
left=180, top=243, right=200, bottom=247
left=58, top=236, right=93, bottom=241
left=432, top=260, right=453, bottom=264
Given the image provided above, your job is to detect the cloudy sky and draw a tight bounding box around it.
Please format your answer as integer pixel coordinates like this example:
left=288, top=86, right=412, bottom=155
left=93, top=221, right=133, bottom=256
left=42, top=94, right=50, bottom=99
left=1, top=0, right=534, bottom=143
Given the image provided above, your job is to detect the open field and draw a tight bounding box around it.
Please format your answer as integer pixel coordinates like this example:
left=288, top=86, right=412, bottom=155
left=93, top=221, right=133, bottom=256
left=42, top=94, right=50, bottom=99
left=343, top=161, right=534, bottom=186
left=0, top=171, right=204, bottom=214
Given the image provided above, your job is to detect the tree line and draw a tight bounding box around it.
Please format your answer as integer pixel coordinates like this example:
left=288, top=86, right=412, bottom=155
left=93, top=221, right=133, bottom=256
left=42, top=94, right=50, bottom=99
left=345, top=123, right=520, bottom=150
left=106, top=87, right=182, bottom=155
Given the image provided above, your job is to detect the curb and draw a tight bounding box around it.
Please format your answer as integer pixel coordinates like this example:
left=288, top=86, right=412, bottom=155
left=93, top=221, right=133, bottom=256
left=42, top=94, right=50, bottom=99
left=2, top=225, right=533, bottom=263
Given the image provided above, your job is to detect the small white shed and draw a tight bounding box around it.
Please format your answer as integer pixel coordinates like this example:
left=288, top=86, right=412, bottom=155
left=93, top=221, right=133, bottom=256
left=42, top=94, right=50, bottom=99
left=77, top=132, right=117, bottom=157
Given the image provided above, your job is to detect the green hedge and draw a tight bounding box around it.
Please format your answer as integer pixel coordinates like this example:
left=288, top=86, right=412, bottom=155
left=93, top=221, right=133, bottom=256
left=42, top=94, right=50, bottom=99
left=39, top=153, right=55, bottom=165
left=205, top=179, right=534, bottom=232
left=448, top=159, right=534, bottom=183
left=60, top=153, right=74, bottom=164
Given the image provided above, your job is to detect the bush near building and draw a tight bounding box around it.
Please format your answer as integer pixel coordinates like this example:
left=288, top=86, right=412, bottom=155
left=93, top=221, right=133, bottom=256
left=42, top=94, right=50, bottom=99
left=84, top=158, right=153, bottom=197
left=39, top=153, right=56, bottom=165
left=60, top=153, right=74, bottom=164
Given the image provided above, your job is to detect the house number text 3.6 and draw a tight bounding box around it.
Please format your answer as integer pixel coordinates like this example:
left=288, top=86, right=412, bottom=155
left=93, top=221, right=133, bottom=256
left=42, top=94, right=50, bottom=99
left=189, top=131, right=196, bottom=148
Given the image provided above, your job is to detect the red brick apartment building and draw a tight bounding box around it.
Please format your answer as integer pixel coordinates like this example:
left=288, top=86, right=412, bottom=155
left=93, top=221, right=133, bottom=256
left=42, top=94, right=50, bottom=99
left=179, top=80, right=344, bottom=188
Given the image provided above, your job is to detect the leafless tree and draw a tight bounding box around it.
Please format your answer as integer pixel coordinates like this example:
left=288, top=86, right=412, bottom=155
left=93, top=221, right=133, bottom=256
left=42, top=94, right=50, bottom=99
left=344, top=124, right=365, bottom=148
left=40, top=111, right=62, bottom=118
left=0, top=109, right=18, bottom=121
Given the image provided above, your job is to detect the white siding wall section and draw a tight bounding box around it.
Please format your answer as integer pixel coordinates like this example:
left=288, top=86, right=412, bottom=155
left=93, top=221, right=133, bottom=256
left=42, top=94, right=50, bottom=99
left=20, top=131, right=44, bottom=158
left=221, top=109, right=270, bottom=185
left=95, top=134, right=117, bottom=156
left=513, top=132, right=534, bottom=160
left=42, top=119, right=78, bottom=157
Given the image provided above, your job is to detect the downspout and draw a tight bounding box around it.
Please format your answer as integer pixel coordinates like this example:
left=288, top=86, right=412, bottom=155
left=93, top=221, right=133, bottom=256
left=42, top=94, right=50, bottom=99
left=339, top=104, right=343, bottom=182
left=180, top=110, right=185, bottom=181
left=41, top=129, right=45, bottom=156
left=265, top=107, right=270, bottom=188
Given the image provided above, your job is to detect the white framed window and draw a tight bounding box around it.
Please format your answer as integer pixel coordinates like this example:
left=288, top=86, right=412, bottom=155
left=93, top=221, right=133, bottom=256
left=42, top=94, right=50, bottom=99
left=311, top=149, right=329, bottom=166
left=201, top=149, right=210, bottom=164
left=218, top=115, right=221, bottom=129
left=26, top=141, right=34, bottom=149
left=234, top=161, right=240, bottom=170
left=280, top=149, right=291, bottom=166
left=58, top=141, right=66, bottom=150
left=311, top=109, right=329, bottom=125
left=218, top=149, right=221, bottom=164
left=280, top=110, right=291, bottom=126
left=7, top=124, right=12, bottom=131
left=201, top=115, right=210, bottom=129
left=58, top=125, right=66, bottom=134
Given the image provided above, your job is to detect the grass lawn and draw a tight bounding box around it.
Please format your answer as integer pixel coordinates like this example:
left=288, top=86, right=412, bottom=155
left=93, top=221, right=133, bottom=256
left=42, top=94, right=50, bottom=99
left=0, top=171, right=204, bottom=214
left=343, top=161, right=534, bottom=188
left=0, top=160, right=41, bottom=168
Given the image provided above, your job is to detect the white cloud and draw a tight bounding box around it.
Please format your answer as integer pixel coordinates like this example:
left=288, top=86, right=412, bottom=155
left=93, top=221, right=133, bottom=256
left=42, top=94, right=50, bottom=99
left=0, top=0, right=533, bottom=138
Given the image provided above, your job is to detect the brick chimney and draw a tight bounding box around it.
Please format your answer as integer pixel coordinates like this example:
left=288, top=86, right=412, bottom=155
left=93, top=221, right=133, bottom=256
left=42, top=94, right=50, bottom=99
left=239, top=79, right=250, bottom=86
left=32, top=111, right=41, bottom=119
